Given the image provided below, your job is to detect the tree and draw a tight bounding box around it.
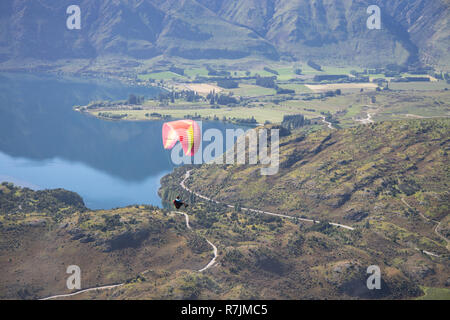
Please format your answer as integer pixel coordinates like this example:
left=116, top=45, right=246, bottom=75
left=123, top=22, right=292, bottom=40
left=217, top=94, right=238, bottom=105
left=282, top=114, right=306, bottom=129
left=217, top=79, right=238, bottom=89
left=255, top=76, right=276, bottom=88
left=128, top=94, right=137, bottom=105
left=307, top=60, right=322, bottom=71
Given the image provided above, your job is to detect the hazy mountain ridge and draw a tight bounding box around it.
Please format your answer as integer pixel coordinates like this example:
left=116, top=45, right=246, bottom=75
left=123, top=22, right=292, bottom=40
left=0, top=0, right=448, bottom=68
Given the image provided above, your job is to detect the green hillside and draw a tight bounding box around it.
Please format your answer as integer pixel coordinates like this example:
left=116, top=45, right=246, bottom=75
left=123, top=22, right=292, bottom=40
left=0, top=183, right=212, bottom=299
left=156, top=118, right=450, bottom=299
left=1, top=119, right=449, bottom=299
left=187, top=119, right=449, bottom=233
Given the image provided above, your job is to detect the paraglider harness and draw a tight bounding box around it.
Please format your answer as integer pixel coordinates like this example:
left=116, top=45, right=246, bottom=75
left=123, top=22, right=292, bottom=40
left=173, top=198, right=188, bottom=209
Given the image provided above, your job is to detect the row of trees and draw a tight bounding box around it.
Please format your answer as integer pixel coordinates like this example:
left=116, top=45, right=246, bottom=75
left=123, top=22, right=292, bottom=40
left=255, top=76, right=276, bottom=88
left=127, top=94, right=145, bottom=105
left=281, top=114, right=309, bottom=130
left=207, top=90, right=239, bottom=105
left=157, top=90, right=202, bottom=103
left=216, top=79, right=239, bottom=89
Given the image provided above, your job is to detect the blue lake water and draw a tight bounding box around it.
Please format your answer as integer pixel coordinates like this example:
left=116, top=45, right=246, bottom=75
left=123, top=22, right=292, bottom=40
left=0, top=73, right=246, bottom=209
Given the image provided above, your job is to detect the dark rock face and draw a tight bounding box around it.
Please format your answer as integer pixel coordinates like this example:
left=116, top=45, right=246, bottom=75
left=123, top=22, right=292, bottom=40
left=406, top=265, right=436, bottom=281
left=70, top=232, right=85, bottom=241
left=103, top=229, right=150, bottom=251
left=344, top=209, right=369, bottom=222
left=337, top=265, right=423, bottom=299
left=339, top=276, right=392, bottom=299
left=26, top=219, right=47, bottom=227
left=252, top=247, right=287, bottom=275
left=79, top=236, right=95, bottom=243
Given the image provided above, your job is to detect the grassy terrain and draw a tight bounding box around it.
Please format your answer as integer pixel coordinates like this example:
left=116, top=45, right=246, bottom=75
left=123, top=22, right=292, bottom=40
left=93, top=106, right=289, bottom=124
left=1, top=118, right=449, bottom=300
left=82, top=86, right=449, bottom=129
left=389, top=82, right=450, bottom=91
left=138, top=71, right=186, bottom=81
left=79, top=59, right=449, bottom=130
left=225, top=83, right=277, bottom=97
left=416, top=287, right=450, bottom=300
left=0, top=183, right=212, bottom=299
left=275, top=83, right=312, bottom=94
left=186, top=118, right=450, bottom=254
left=155, top=118, right=450, bottom=299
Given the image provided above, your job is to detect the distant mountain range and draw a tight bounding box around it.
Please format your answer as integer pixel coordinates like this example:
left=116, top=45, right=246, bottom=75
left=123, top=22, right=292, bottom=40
left=0, top=0, right=449, bottom=68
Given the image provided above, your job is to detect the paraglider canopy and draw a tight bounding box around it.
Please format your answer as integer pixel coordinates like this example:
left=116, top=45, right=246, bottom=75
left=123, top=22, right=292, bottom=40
left=162, top=120, right=201, bottom=156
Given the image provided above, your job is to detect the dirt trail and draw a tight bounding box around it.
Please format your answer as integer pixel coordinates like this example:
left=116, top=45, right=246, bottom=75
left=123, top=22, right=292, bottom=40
left=321, top=116, right=334, bottom=129
left=401, top=198, right=449, bottom=252
left=175, top=211, right=218, bottom=272
left=39, top=207, right=217, bottom=300
left=354, top=113, right=374, bottom=124
left=40, top=283, right=124, bottom=300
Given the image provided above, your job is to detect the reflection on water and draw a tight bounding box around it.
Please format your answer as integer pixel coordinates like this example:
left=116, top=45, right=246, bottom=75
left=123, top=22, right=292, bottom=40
left=0, top=73, right=245, bottom=209
left=0, top=151, right=168, bottom=209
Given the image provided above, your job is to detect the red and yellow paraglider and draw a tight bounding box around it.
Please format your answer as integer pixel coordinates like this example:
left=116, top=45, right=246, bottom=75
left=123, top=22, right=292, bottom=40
left=162, top=120, right=201, bottom=156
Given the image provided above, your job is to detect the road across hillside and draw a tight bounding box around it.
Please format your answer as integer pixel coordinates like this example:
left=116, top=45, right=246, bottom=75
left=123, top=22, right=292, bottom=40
left=180, top=170, right=447, bottom=258
left=180, top=170, right=354, bottom=231
left=401, top=198, right=449, bottom=252
left=39, top=208, right=217, bottom=300
left=40, top=283, right=124, bottom=300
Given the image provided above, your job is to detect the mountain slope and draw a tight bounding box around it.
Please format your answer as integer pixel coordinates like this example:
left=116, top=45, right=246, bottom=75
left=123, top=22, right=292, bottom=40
left=1, top=119, right=449, bottom=300
left=0, top=184, right=212, bottom=299
left=152, top=119, right=449, bottom=299
left=0, top=0, right=448, bottom=67
left=184, top=118, right=450, bottom=255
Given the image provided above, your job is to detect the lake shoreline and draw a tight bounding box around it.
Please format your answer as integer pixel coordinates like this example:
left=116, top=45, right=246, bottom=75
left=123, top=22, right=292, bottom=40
left=74, top=103, right=262, bottom=127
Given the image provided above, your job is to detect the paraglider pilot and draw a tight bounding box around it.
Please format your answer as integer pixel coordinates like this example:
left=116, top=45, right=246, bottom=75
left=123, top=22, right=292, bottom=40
left=173, top=196, right=188, bottom=209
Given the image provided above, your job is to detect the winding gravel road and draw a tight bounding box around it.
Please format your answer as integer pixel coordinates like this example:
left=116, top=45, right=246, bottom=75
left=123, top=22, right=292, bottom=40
left=181, top=170, right=448, bottom=259
left=39, top=208, right=218, bottom=300
left=39, top=173, right=446, bottom=300
left=40, top=283, right=124, bottom=300
left=321, top=116, right=334, bottom=129
left=176, top=211, right=218, bottom=272
left=180, top=170, right=354, bottom=231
